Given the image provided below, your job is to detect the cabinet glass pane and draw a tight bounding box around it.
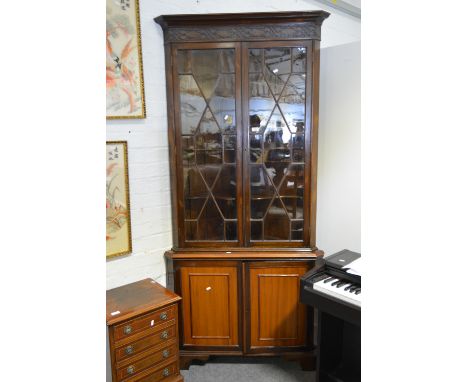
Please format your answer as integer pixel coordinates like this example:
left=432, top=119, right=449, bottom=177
left=178, top=48, right=238, bottom=242
left=248, top=46, right=307, bottom=242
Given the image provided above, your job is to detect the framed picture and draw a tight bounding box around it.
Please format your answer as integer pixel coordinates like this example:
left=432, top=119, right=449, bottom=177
left=106, top=0, right=146, bottom=119
left=106, top=141, right=132, bottom=258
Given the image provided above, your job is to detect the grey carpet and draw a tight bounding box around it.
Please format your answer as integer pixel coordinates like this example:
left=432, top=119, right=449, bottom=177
left=180, top=357, right=316, bottom=382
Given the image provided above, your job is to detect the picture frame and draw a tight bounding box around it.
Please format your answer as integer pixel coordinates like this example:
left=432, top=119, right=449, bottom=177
left=106, top=0, right=146, bottom=119
left=106, top=141, right=132, bottom=258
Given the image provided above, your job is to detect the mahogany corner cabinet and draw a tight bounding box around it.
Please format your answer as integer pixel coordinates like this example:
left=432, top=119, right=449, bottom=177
left=154, top=10, right=329, bottom=369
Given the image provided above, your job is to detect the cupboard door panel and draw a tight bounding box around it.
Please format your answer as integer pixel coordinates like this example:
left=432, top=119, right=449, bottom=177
left=180, top=265, right=239, bottom=347
left=247, top=262, right=309, bottom=349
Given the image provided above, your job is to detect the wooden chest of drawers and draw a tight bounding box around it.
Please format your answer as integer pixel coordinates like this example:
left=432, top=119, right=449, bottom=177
left=106, top=279, right=183, bottom=382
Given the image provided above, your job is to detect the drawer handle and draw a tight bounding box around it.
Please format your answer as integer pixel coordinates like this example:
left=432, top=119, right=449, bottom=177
left=125, top=345, right=133, bottom=355
left=162, top=368, right=170, bottom=377
left=160, top=330, right=169, bottom=339
left=160, top=312, right=168, bottom=320
left=124, top=325, right=132, bottom=335
left=162, top=349, right=170, bottom=358
left=127, top=365, right=135, bottom=375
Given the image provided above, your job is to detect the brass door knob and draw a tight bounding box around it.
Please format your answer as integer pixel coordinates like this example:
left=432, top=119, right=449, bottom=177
left=124, top=325, right=132, bottom=335
left=162, top=349, right=170, bottom=358
left=125, top=345, right=133, bottom=355
left=160, top=330, right=169, bottom=339
left=127, top=365, right=135, bottom=375
left=160, top=312, right=168, bottom=320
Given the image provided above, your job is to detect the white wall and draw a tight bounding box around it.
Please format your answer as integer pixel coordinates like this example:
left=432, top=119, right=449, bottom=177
left=106, top=0, right=361, bottom=290
left=316, top=41, right=361, bottom=255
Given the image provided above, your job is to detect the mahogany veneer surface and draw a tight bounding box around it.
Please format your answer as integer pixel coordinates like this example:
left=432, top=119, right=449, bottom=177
left=107, top=278, right=181, bottom=326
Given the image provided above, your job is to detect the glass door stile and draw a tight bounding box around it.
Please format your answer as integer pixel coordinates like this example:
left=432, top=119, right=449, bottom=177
left=175, top=45, right=242, bottom=245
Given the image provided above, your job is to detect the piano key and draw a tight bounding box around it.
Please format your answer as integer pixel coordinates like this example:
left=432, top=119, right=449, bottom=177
left=323, top=277, right=336, bottom=284
left=331, top=280, right=341, bottom=287
left=355, top=290, right=361, bottom=295
left=314, top=274, right=330, bottom=283
left=312, top=277, right=361, bottom=307
left=336, top=281, right=347, bottom=288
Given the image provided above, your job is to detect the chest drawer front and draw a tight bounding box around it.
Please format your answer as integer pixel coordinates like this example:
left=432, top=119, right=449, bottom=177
left=114, top=305, right=176, bottom=341
left=116, top=343, right=177, bottom=381
left=115, top=325, right=176, bottom=362
left=125, top=361, right=177, bottom=382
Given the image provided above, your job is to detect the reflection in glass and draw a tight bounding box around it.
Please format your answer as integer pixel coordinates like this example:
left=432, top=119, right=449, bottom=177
left=185, top=220, right=197, bottom=240
left=219, top=50, right=235, bottom=73
left=250, top=134, right=262, bottom=163
left=251, top=220, right=263, bottom=240
left=196, top=108, right=222, bottom=150
left=192, top=50, right=220, bottom=99
left=182, top=135, right=194, bottom=150
left=184, top=168, right=208, bottom=199
left=264, top=72, right=289, bottom=99
left=226, top=221, right=237, bottom=241
left=279, top=74, right=305, bottom=134
left=292, top=47, right=306, bottom=73
left=250, top=165, right=275, bottom=219
left=223, top=135, right=236, bottom=164
left=249, top=49, right=262, bottom=73
left=264, top=48, right=291, bottom=76
left=198, top=198, right=224, bottom=240
left=179, top=75, right=206, bottom=135
left=213, top=166, right=237, bottom=218
left=283, top=196, right=303, bottom=219
left=279, top=164, right=304, bottom=195
left=185, top=197, right=207, bottom=219
left=179, top=48, right=238, bottom=242
left=248, top=47, right=307, bottom=242
left=291, top=220, right=304, bottom=240
left=178, top=50, right=192, bottom=74
left=197, top=165, right=220, bottom=191
left=209, top=74, right=236, bottom=133
left=264, top=198, right=289, bottom=240
left=249, top=73, right=275, bottom=133
left=196, top=150, right=222, bottom=166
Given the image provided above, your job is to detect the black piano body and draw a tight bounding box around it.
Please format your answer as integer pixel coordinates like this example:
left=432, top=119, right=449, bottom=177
left=300, top=250, right=361, bottom=382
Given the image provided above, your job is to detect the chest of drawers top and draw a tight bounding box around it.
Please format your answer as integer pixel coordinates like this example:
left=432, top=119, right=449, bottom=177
left=106, top=278, right=181, bottom=326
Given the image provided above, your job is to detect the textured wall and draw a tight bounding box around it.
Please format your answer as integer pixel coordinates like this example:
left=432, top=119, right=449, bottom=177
left=106, top=0, right=361, bottom=290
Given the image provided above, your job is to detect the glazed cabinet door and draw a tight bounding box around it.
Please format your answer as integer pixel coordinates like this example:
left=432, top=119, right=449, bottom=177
left=243, top=41, right=314, bottom=247
left=178, top=261, right=240, bottom=348
left=172, top=43, right=243, bottom=247
left=246, top=261, right=311, bottom=351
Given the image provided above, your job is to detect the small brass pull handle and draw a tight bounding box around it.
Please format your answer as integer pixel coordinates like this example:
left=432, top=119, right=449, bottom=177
left=162, top=368, right=170, bottom=377
left=127, top=365, right=135, bottom=375
left=160, top=312, right=168, bottom=320
left=124, top=325, right=132, bottom=335
left=160, top=330, right=169, bottom=339
left=125, top=345, right=133, bottom=355
left=162, top=349, right=170, bottom=358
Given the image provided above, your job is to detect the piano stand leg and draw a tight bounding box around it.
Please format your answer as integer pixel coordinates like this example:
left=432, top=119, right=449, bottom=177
left=317, top=312, right=361, bottom=382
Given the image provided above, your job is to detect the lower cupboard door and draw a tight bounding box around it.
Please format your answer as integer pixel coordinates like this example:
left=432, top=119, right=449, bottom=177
left=179, top=264, right=239, bottom=347
left=247, top=262, right=310, bottom=350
